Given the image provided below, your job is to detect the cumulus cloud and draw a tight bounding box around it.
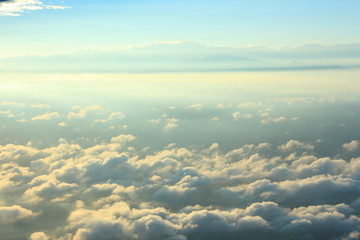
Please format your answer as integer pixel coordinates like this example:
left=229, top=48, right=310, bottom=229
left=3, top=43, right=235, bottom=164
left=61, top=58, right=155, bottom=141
left=28, top=232, right=49, bottom=240
left=164, top=118, right=180, bottom=130
left=232, top=111, right=241, bottom=120
left=0, top=205, right=36, bottom=223
left=186, top=103, right=203, bottom=110
left=32, top=112, right=61, bottom=120
left=0, top=104, right=359, bottom=240
left=343, top=140, right=360, bottom=152
left=278, top=140, right=314, bottom=152
left=164, top=122, right=178, bottom=130
left=108, top=112, right=125, bottom=120
left=148, top=119, right=161, bottom=124
left=0, top=0, right=69, bottom=16
left=67, top=105, right=104, bottom=119
left=232, top=112, right=252, bottom=120
left=111, top=134, right=136, bottom=147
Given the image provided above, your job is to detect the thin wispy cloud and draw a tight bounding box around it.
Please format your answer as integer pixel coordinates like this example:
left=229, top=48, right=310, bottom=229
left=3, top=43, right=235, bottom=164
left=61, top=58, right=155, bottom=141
left=0, top=0, right=69, bottom=16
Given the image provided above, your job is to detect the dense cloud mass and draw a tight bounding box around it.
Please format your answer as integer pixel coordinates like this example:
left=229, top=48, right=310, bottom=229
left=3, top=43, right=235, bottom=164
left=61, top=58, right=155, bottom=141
left=0, top=137, right=360, bottom=239
left=0, top=96, right=359, bottom=240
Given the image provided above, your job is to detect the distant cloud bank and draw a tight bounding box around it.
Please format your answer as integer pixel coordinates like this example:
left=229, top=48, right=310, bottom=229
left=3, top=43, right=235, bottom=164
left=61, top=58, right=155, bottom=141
left=1, top=41, right=359, bottom=73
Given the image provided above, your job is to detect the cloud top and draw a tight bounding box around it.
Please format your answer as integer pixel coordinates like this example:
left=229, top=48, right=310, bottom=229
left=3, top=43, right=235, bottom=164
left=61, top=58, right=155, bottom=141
left=343, top=140, right=360, bottom=152
left=0, top=135, right=359, bottom=239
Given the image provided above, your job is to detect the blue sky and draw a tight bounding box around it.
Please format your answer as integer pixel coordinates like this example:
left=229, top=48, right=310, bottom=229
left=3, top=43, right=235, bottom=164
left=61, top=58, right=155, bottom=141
left=1, top=0, right=360, bottom=57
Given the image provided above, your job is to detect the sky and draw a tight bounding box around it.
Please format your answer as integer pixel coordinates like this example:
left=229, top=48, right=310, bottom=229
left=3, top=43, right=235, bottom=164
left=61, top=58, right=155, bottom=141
left=0, top=0, right=360, bottom=57
left=1, top=1, right=360, bottom=240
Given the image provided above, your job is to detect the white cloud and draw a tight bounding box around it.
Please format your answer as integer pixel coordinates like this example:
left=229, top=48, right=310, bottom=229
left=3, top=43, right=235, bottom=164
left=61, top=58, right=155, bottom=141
left=186, top=103, right=203, bottom=110
left=32, top=112, right=61, bottom=120
left=58, top=122, right=68, bottom=127
left=232, top=112, right=241, bottom=121
left=16, top=118, right=28, bottom=122
left=164, top=122, right=178, bottom=130
left=0, top=110, right=14, bottom=118
left=111, top=134, right=136, bottom=145
left=28, top=232, right=49, bottom=240
left=0, top=130, right=359, bottom=239
left=0, top=205, right=36, bottom=223
left=108, top=112, right=126, bottom=120
left=279, top=140, right=314, bottom=151
left=0, top=0, right=69, bottom=17
left=148, top=119, right=161, bottom=124
left=343, top=140, right=359, bottom=152
left=210, top=117, right=220, bottom=122
left=233, top=112, right=252, bottom=120
left=67, top=105, right=104, bottom=119
left=67, top=110, right=86, bottom=119
left=164, top=118, right=180, bottom=130
left=23, top=179, right=78, bottom=202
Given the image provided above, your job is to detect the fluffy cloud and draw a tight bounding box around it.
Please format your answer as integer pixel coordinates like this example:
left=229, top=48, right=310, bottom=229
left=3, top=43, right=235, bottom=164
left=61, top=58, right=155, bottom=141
left=0, top=97, right=360, bottom=240
left=108, top=112, right=126, bottom=120
left=278, top=140, right=314, bottom=152
left=0, top=0, right=69, bottom=16
left=28, top=232, right=49, bottom=240
left=164, top=118, right=180, bottom=130
left=111, top=134, right=136, bottom=146
left=67, top=105, right=104, bottom=119
left=343, top=140, right=360, bottom=152
left=186, top=104, right=203, bottom=110
left=164, top=122, right=178, bottom=130
left=232, top=112, right=252, bottom=120
left=64, top=200, right=360, bottom=240
left=0, top=205, right=36, bottom=223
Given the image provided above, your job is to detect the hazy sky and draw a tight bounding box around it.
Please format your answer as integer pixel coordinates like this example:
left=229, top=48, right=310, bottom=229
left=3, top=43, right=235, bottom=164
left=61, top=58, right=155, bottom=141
left=1, top=0, right=360, bottom=57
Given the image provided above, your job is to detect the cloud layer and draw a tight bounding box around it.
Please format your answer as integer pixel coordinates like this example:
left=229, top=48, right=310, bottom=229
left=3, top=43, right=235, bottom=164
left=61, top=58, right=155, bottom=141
left=0, top=134, right=359, bottom=239
left=1, top=41, right=360, bottom=73
left=0, top=95, right=359, bottom=239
